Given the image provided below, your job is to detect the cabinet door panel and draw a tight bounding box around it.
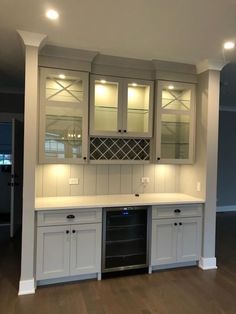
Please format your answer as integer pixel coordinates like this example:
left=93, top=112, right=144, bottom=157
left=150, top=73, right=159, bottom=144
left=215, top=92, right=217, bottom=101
left=39, top=68, right=89, bottom=164
left=177, top=217, right=202, bottom=262
left=151, top=219, right=177, bottom=266
left=36, top=226, right=70, bottom=280
left=70, top=223, right=101, bottom=275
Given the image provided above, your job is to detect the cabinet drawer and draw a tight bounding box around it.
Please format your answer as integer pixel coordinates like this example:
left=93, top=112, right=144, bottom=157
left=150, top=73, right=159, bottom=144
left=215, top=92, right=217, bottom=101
left=37, top=208, right=102, bottom=226
left=152, top=204, right=202, bottom=219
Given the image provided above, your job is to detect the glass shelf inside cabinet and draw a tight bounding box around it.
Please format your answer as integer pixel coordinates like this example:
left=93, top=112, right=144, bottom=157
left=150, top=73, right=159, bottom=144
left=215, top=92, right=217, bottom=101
left=127, top=83, right=150, bottom=133
left=161, top=114, right=190, bottom=159
left=94, top=80, right=119, bottom=132
left=161, top=85, right=191, bottom=111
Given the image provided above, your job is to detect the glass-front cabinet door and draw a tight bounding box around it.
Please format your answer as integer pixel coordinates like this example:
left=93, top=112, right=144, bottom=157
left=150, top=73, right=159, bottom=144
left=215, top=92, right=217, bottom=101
left=39, top=68, right=89, bottom=163
left=156, top=81, right=196, bottom=164
left=90, top=75, right=123, bottom=136
left=90, top=75, right=153, bottom=138
left=123, top=79, right=154, bottom=137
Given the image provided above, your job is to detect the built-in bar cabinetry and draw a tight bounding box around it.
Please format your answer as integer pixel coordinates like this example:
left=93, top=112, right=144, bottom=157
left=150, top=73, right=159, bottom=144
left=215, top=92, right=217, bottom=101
left=36, top=201, right=202, bottom=285
left=90, top=75, right=154, bottom=138
left=151, top=204, right=202, bottom=267
left=39, top=68, right=89, bottom=164
left=155, top=81, right=196, bottom=164
left=36, top=208, right=102, bottom=281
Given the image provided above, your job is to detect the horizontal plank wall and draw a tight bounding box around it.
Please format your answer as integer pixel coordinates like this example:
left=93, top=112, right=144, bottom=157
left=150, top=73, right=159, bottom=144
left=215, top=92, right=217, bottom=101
left=36, top=164, right=180, bottom=197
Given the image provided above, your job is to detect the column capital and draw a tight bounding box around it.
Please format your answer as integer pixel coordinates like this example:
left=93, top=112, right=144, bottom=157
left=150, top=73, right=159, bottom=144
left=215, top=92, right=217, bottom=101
left=196, top=59, right=227, bottom=74
left=17, top=30, right=47, bottom=48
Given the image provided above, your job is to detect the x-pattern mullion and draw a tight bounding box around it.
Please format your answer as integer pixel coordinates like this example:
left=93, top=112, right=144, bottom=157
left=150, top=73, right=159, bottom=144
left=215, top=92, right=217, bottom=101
left=47, top=78, right=81, bottom=102
left=162, top=91, right=189, bottom=110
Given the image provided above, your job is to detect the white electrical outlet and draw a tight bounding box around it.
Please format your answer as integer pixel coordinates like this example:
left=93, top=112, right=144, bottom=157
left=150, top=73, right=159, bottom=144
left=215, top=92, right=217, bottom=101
left=141, top=177, right=150, bottom=184
left=196, top=181, right=201, bottom=192
left=69, top=178, right=79, bottom=185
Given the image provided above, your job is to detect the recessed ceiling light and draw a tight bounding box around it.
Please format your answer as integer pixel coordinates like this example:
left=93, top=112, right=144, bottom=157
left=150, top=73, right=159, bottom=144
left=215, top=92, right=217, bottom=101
left=46, top=9, right=59, bottom=20
left=100, top=80, right=106, bottom=84
left=132, top=83, right=137, bottom=87
left=59, top=74, right=65, bottom=79
left=168, top=85, right=174, bottom=90
left=223, top=41, right=235, bottom=50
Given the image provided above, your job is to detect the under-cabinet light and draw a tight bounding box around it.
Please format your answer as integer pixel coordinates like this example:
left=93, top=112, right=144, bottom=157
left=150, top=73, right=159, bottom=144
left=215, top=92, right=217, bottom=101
left=168, top=85, right=174, bottom=90
left=100, top=80, right=106, bottom=84
left=59, top=74, right=65, bottom=79
left=223, top=41, right=235, bottom=50
left=46, top=9, right=59, bottom=20
left=132, top=83, right=137, bottom=87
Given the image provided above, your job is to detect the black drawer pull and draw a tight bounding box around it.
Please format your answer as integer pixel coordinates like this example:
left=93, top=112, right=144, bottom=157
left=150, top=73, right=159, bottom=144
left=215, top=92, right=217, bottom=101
left=66, top=230, right=70, bottom=234
left=174, top=209, right=181, bottom=213
left=179, top=222, right=182, bottom=226
left=67, top=215, right=75, bottom=219
left=174, top=223, right=178, bottom=226
left=72, top=230, right=76, bottom=234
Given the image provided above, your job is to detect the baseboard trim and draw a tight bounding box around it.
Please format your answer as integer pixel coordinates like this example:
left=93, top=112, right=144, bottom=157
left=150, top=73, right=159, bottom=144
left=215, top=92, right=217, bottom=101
left=18, top=278, right=36, bottom=295
left=217, top=205, right=236, bottom=212
left=198, top=257, right=217, bottom=270
left=37, top=273, right=97, bottom=287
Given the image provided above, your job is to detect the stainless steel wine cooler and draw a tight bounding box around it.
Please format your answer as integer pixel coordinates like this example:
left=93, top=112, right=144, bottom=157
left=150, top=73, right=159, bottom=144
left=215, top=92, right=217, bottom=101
left=102, top=206, right=150, bottom=273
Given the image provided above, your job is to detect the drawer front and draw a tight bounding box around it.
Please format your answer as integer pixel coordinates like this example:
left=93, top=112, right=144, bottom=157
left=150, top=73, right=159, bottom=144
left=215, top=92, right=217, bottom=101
left=152, top=204, right=202, bottom=219
left=37, top=208, right=102, bottom=226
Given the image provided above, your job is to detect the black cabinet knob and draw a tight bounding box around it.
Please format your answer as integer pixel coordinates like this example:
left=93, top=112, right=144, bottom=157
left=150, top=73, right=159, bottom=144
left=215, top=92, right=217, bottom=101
left=179, top=222, right=182, bottom=226
left=157, top=157, right=160, bottom=161
left=67, top=214, right=75, bottom=219
left=72, top=230, right=76, bottom=234
left=123, top=130, right=127, bottom=133
left=174, top=209, right=181, bottom=213
left=174, top=223, right=178, bottom=226
left=66, top=230, right=70, bottom=234
left=83, top=157, right=87, bottom=160
left=118, top=129, right=122, bottom=133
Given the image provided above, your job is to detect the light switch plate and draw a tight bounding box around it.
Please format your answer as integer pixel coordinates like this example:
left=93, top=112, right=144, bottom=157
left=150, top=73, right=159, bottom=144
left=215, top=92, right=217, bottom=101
left=141, top=177, right=150, bottom=183
left=196, top=181, right=201, bottom=192
left=69, top=178, right=79, bottom=185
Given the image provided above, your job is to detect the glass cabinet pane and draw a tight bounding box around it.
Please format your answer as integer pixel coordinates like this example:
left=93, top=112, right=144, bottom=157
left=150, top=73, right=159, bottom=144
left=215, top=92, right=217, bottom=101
left=161, top=114, right=190, bottom=159
left=127, top=83, right=150, bottom=133
left=44, top=72, right=85, bottom=160
left=161, top=85, right=191, bottom=111
left=94, top=80, right=119, bottom=132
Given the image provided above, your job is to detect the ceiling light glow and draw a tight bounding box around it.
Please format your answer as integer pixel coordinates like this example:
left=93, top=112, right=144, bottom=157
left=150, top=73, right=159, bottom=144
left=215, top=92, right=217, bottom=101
left=223, top=41, right=235, bottom=50
left=46, top=9, right=59, bottom=20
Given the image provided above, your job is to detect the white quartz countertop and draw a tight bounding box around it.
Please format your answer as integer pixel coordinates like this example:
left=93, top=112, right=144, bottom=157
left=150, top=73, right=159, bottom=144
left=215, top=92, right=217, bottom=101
left=35, top=193, right=204, bottom=211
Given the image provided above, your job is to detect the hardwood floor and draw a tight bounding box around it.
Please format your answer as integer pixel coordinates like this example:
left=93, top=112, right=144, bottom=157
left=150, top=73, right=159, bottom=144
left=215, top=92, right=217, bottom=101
left=0, top=213, right=235, bottom=314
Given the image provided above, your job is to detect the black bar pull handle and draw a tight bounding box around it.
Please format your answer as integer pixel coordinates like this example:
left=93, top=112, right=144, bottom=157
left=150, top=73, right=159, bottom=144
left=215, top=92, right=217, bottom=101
left=67, top=214, right=75, bottom=219
left=174, top=209, right=181, bottom=213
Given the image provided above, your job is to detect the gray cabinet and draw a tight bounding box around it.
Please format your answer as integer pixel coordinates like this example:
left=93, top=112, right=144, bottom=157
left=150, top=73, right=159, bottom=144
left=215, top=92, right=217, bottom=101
left=39, top=67, right=89, bottom=164
left=36, top=209, right=102, bottom=281
left=155, top=81, right=196, bottom=164
left=151, top=205, right=202, bottom=267
left=90, top=75, right=154, bottom=138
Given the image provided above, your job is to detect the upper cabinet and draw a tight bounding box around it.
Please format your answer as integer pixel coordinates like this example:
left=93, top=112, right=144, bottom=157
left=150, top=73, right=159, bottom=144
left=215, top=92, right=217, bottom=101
left=155, top=81, right=196, bottom=164
left=90, top=75, right=154, bottom=138
left=39, top=68, right=89, bottom=164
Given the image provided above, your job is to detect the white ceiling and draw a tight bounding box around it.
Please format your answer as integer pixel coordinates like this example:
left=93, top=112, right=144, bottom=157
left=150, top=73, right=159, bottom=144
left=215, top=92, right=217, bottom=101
left=1, top=0, right=236, bottom=90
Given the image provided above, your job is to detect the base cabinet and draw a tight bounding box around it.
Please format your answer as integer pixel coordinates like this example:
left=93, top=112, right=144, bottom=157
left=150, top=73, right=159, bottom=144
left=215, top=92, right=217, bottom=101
left=36, top=223, right=101, bottom=280
left=151, top=206, right=202, bottom=267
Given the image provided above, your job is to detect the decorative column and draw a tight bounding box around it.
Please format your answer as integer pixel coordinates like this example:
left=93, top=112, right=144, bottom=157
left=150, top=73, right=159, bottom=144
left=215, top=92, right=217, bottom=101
left=17, top=31, right=47, bottom=295
left=196, top=59, right=225, bottom=269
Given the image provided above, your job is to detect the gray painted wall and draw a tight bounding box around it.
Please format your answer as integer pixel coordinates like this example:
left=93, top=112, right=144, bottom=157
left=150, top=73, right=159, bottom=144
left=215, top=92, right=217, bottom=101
left=217, top=111, right=236, bottom=206
left=217, top=63, right=236, bottom=207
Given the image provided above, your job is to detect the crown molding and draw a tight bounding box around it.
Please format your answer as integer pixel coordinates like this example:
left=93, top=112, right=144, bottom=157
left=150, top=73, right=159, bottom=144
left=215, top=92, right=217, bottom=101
left=196, top=59, right=227, bottom=74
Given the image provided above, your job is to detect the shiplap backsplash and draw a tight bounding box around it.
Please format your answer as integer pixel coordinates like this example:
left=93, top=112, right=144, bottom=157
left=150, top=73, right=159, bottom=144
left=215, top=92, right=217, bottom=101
left=36, top=164, right=180, bottom=197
